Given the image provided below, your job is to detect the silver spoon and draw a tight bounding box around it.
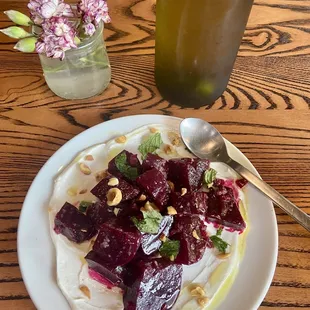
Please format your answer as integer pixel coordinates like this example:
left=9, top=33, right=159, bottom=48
left=180, top=117, right=310, bottom=232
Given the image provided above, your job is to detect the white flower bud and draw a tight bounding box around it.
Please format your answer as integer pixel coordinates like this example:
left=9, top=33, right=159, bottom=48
left=4, top=10, right=32, bottom=26
left=14, top=37, right=37, bottom=53
left=0, top=26, right=32, bottom=39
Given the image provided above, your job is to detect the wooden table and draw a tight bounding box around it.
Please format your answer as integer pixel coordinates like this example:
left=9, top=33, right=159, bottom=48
left=1, top=0, right=310, bottom=309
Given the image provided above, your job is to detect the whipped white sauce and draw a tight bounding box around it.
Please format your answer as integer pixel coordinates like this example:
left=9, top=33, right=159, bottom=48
left=48, top=125, right=248, bottom=310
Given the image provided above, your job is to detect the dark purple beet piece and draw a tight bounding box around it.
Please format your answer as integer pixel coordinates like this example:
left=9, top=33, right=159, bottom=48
left=92, top=219, right=141, bottom=267
left=117, top=202, right=141, bottom=219
left=108, top=150, right=141, bottom=180
left=136, top=168, right=170, bottom=209
left=169, top=214, right=211, bottom=265
left=141, top=216, right=173, bottom=255
left=54, top=202, right=96, bottom=243
left=236, top=178, right=248, bottom=189
left=85, top=251, right=127, bottom=288
left=142, top=154, right=168, bottom=178
left=123, top=259, right=182, bottom=310
left=206, top=187, right=246, bottom=231
left=91, top=176, right=140, bottom=202
left=86, top=200, right=115, bottom=228
left=171, top=191, right=208, bottom=215
left=168, top=158, right=209, bottom=192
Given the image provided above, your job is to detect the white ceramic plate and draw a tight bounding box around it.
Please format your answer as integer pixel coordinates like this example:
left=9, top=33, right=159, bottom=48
left=18, top=115, right=278, bottom=310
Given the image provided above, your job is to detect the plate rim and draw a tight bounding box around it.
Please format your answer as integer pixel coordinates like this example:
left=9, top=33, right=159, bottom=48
left=17, top=114, right=278, bottom=310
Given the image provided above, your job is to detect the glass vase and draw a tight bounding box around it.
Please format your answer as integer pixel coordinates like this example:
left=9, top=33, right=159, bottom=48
left=39, top=22, right=111, bottom=100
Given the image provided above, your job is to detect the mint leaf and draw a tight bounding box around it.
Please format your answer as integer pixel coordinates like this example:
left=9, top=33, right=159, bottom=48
left=216, top=227, right=223, bottom=236
left=132, top=208, right=163, bottom=234
left=115, top=152, right=139, bottom=180
left=159, top=239, right=180, bottom=260
left=138, top=133, right=163, bottom=159
left=79, top=201, right=92, bottom=213
left=204, top=168, right=217, bottom=187
left=210, top=235, right=229, bottom=253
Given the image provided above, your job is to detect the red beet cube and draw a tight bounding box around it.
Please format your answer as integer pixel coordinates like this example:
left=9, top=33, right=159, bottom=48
left=136, top=169, right=170, bottom=209
left=91, top=176, right=140, bottom=202
left=92, top=219, right=141, bottom=267
left=108, top=150, right=141, bottom=180
left=168, top=158, right=209, bottom=192
left=206, top=187, right=246, bottom=231
left=123, top=259, right=182, bottom=310
left=86, top=200, right=116, bottom=228
left=236, top=178, right=248, bottom=189
left=117, top=202, right=141, bottom=219
left=141, top=216, right=173, bottom=255
left=171, top=192, right=208, bottom=215
left=142, top=154, right=168, bottom=178
left=169, top=214, right=211, bottom=265
left=85, top=251, right=127, bottom=288
left=54, top=202, right=96, bottom=243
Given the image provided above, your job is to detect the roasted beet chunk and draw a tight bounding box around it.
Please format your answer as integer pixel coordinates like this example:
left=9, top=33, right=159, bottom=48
left=206, top=187, right=246, bottom=231
left=117, top=202, right=141, bottom=219
left=108, top=150, right=141, bottom=180
left=86, top=201, right=115, bottom=228
left=54, top=202, right=96, bottom=243
left=91, top=176, right=140, bottom=202
left=142, top=154, right=168, bottom=178
left=92, top=219, right=141, bottom=267
left=123, top=259, right=182, bottom=310
left=169, top=214, right=211, bottom=265
left=168, top=158, right=209, bottom=192
left=85, top=251, right=127, bottom=288
left=236, top=178, right=248, bottom=189
left=136, top=169, right=170, bottom=209
left=171, top=192, right=208, bottom=215
left=141, top=216, right=173, bottom=255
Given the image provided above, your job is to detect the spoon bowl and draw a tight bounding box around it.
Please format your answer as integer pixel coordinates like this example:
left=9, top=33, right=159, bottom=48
left=180, top=118, right=310, bottom=231
left=180, top=118, right=229, bottom=162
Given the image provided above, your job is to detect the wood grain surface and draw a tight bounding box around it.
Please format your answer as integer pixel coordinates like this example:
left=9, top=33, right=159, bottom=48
left=0, top=0, right=310, bottom=309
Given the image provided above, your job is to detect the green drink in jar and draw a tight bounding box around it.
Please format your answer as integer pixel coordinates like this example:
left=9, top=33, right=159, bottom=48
left=155, top=0, right=253, bottom=107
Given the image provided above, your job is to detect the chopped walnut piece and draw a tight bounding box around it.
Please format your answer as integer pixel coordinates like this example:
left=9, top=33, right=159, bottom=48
left=80, top=285, right=91, bottom=299
left=79, top=163, right=91, bottom=175
left=167, top=206, right=177, bottom=215
left=197, top=297, right=209, bottom=307
left=217, top=252, right=231, bottom=260
left=168, top=131, right=181, bottom=146
left=84, top=155, right=94, bottom=161
left=115, top=135, right=127, bottom=143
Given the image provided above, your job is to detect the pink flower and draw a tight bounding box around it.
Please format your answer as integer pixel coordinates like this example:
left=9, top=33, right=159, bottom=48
left=36, top=16, right=77, bottom=60
left=84, top=23, right=96, bottom=36
left=28, top=0, right=73, bottom=25
left=77, top=0, right=110, bottom=36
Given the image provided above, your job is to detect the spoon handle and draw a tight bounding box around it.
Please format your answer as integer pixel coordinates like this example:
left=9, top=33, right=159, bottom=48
left=226, top=158, right=310, bottom=232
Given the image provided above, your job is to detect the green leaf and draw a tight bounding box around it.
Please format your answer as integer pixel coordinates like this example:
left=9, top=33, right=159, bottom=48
left=14, top=37, right=37, bottom=52
left=132, top=208, right=163, bottom=234
left=203, top=168, right=217, bottom=187
left=138, top=133, right=163, bottom=159
left=115, top=152, right=139, bottom=180
left=4, top=10, right=32, bottom=26
left=210, top=235, right=229, bottom=253
left=216, top=227, right=223, bottom=236
left=159, top=239, right=180, bottom=260
left=79, top=201, right=92, bottom=213
left=0, top=26, right=32, bottom=39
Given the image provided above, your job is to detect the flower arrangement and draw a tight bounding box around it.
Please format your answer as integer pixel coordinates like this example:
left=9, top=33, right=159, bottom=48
left=1, top=0, right=110, bottom=60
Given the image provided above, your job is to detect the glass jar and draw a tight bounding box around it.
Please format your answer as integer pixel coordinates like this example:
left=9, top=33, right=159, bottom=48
left=39, top=22, right=111, bottom=100
left=155, top=0, right=253, bottom=107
